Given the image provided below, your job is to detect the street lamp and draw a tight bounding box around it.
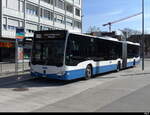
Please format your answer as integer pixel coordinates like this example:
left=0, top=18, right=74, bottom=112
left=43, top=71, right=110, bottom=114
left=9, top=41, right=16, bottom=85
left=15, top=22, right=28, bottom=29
left=142, top=0, right=145, bottom=71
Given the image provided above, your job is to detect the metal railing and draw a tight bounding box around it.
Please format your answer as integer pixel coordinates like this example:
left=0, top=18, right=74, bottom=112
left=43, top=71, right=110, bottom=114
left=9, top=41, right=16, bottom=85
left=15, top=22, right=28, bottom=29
left=0, top=62, right=30, bottom=74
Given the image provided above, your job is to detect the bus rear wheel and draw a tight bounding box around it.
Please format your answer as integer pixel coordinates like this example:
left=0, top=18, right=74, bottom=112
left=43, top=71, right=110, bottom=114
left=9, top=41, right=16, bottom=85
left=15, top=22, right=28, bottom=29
left=133, top=60, right=136, bottom=67
left=84, top=65, right=93, bottom=80
left=116, top=62, right=121, bottom=72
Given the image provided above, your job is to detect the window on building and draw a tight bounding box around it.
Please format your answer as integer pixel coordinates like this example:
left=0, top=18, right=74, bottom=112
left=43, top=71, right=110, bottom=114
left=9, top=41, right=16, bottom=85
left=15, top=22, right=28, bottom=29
left=40, top=8, right=54, bottom=21
left=26, top=3, right=38, bottom=16
left=8, top=26, right=16, bottom=30
left=74, top=20, right=81, bottom=29
left=65, top=2, right=73, bottom=13
left=55, top=14, right=64, bottom=24
left=41, top=0, right=53, bottom=5
left=75, top=8, right=80, bottom=16
left=66, top=18, right=73, bottom=27
left=7, top=19, right=19, bottom=31
left=55, top=0, right=65, bottom=10
left=7, top=0, right=19, bottom=11
left=26, top=23, right=38, bottom=33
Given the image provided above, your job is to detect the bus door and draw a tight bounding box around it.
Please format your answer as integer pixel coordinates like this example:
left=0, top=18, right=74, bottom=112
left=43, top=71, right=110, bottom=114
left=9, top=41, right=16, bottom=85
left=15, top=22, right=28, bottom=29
left=122, top=42, right=127, bottom=68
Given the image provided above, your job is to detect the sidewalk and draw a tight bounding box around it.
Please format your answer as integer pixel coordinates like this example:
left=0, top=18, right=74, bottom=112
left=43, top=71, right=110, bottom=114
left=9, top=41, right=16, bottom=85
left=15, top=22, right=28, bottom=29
left=0, top=71, right=31, bottom=86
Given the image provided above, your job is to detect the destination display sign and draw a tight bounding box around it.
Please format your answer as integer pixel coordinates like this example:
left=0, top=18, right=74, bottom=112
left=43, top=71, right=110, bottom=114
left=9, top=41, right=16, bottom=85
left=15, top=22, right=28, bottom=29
left=35, top=33, right=65, bottom=39
left=34, top=30, right=67, bottom=40
left=44, top=34, right=62, bottom=38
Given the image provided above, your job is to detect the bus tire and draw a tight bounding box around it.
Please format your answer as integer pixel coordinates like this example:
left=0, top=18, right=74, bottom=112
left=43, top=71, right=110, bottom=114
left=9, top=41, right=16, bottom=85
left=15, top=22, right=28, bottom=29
left=116, top=62, right=121, bottom=72
left=133, top=60, right=136, bottom=67
left=84, top=65, right=93, bottom=80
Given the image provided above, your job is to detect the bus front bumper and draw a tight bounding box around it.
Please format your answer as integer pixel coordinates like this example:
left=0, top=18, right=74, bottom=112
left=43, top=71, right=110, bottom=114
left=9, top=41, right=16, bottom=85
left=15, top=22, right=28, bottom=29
left=31, top=69, right=85, bottom=81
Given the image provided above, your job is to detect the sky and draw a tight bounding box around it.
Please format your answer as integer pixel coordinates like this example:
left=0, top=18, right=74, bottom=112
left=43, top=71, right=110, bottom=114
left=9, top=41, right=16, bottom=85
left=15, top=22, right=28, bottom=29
left=83, top=0, right=150, bottom=33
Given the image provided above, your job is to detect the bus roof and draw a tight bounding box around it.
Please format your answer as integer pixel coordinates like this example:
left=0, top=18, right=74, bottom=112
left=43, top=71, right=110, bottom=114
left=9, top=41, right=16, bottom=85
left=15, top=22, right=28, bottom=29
left=69, top=32, right=120, bottom=42
left=126, top=41, right=140, bottom=46
left=34, top=30, right=140, bottom=46
left=69, top=31, right=140, bottom=46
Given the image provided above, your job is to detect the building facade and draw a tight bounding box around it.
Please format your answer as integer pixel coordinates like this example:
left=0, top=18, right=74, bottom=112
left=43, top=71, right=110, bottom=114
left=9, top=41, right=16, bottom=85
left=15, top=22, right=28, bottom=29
left=0, top=0, right=82, bottom=62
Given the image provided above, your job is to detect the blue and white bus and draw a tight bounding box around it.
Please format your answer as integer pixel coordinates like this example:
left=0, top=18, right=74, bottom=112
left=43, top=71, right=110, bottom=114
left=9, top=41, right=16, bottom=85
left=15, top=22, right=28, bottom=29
left=30, top=30, right=140, bottom=80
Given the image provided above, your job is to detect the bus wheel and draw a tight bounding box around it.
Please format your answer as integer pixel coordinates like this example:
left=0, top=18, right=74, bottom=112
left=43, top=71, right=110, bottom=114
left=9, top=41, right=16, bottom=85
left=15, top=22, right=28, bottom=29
left=84, top=65, right=92, bottom=80
left=116, top=62, right=121, bottom=72
left=133, top=60, right=136, bottom=67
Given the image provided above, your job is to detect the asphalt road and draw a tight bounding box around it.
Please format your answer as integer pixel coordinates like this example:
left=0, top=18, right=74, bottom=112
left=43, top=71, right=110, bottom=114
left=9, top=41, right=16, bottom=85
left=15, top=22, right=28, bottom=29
left=0, top=59, right=150, bottom=112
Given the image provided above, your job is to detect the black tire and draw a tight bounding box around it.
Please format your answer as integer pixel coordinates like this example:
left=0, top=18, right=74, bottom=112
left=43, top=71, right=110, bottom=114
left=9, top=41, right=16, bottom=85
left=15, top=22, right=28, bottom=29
left=84, top=65, right=92, bottom=80
left=116, top=62, right=121, bottom=72
left=133, top=60, right=136, bottom=67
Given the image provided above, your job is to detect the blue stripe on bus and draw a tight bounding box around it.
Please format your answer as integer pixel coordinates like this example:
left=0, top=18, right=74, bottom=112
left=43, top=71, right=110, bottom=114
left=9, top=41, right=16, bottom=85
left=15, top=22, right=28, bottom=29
left=127, top=60, right=141, bottom=68
left=127, top=62, right=134, bottom=67
left=31, top=64, right=118, bottom=80
left=31, top=61, right=141, bottom=80
left=136, top=60, right=141, bottom=65
left=93, top=64, right=117, bottom=75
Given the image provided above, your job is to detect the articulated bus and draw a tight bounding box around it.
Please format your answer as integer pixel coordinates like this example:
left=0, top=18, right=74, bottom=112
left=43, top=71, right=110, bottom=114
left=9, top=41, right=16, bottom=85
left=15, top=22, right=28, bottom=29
left=30, top=30, right=140, bottom=80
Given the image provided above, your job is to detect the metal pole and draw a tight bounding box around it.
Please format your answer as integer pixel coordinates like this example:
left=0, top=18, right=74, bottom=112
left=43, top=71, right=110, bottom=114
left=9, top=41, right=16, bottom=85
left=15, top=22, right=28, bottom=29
left=22, top=42, right=24, bottom=73
left=15, top=39, right=18, bottom=77
left=142, top=0, right=145, bottom=71
left=109, top=23, right=111, bottom=32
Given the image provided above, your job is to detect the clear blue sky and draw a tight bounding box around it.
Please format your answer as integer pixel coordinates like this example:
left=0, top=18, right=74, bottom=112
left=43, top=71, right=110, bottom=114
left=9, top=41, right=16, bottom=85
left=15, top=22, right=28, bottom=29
left=83, top=0, right=150, bottom=33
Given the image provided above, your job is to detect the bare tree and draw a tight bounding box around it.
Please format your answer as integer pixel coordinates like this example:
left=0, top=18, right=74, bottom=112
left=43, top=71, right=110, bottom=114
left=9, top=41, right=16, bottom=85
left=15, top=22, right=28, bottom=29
left=87, top=26, right=101, bottom=33
left=119, top=28, right=141, bottom=40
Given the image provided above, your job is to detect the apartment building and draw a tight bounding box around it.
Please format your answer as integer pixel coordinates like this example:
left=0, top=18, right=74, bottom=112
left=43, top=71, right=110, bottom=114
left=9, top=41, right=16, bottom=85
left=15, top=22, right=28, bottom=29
left=0, top=0, right=82, bottom=62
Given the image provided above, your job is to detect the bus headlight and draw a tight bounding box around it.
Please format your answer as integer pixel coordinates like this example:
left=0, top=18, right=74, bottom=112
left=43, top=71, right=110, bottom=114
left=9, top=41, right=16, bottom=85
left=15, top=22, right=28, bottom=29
left=57, top=71, right=65, bottom=76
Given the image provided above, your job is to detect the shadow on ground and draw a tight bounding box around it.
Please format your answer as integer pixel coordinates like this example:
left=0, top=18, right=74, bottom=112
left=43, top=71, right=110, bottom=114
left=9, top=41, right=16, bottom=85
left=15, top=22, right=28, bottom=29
left=0, top=76, right=111, bottom=90
left=0, top=76, right=82, bottom=89
left=0, top=68, right=136, bottom=89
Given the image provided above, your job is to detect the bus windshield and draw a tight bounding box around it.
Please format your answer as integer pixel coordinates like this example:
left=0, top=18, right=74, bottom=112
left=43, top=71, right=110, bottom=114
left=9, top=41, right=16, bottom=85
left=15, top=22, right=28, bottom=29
left=31, top=31, right=67, bottom=67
